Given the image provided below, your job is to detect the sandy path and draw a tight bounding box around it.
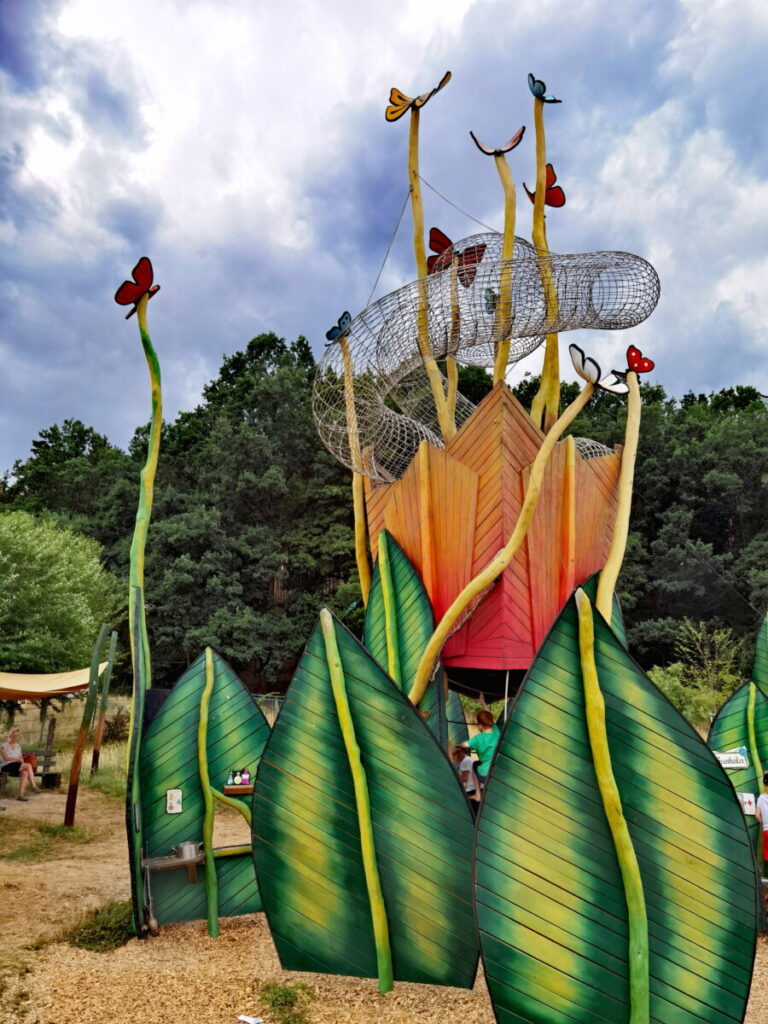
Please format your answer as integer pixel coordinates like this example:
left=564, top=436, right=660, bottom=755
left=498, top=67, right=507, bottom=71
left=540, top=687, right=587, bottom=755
left=1, top=790, right=766, bottom=1024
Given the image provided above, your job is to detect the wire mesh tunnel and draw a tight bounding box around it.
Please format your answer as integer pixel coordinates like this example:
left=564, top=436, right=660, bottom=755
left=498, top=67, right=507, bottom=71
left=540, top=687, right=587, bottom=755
left=313, top=231, right=660, bottom=482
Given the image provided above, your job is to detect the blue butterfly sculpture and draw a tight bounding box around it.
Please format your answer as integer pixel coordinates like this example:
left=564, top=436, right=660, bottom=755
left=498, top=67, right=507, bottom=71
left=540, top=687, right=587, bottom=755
left=325, top=311, right=352, bottom=344
left=528, top=73, right=561, bottom=104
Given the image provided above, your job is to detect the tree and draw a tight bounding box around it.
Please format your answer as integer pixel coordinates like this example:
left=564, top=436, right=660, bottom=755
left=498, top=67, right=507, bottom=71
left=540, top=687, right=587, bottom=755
left=0, top=510, right=121, bottom=673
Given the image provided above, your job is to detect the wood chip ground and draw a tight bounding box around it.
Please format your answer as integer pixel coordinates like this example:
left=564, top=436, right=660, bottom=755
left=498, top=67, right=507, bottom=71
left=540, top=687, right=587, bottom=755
left=1, top=790, right=766, bottom=1023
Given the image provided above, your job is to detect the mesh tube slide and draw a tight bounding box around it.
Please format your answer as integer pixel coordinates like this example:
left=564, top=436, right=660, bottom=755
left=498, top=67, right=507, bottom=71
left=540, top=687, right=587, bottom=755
left=313, top=232, right=659, bottom=482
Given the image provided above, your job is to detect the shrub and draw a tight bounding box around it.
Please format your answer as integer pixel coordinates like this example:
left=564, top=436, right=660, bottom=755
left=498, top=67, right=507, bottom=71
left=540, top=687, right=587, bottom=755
left=65, top=900, right=134, bottom=952
left=259, top=982, right=315, bottom=1024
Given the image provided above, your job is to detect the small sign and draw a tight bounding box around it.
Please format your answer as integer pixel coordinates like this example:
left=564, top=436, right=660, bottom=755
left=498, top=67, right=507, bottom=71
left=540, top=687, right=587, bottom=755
left=714, top=747, right=750, bottom=770
left=737, top=792, right=756, bottom=816
left=166, top=788, right=183, bottom=814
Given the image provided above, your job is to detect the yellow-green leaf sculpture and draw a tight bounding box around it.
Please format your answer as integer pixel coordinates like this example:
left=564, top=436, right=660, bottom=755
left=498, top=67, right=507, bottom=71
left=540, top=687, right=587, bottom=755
left=476, top=587, right=758, bottom=1024
left=252, top=609, right=478, bottom=992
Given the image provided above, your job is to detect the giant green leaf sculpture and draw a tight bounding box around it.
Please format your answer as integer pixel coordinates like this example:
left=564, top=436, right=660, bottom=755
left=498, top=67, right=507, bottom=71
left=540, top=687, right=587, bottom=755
left=364, top=528, right=467, bottom=748
left=140, top=649, right=270, bottom=932
left=709, top=682, right=768, bottom=852
left=476, top=588, right=757, bottom=1024
left=709, top=608, right=768, bottom=860
left=252, top=608, right=478, bottom=993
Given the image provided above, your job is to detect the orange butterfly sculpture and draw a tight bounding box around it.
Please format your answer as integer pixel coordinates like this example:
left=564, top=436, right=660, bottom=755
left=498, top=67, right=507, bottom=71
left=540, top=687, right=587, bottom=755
left=523, top=163, right=566, bottom=208
left=427, top=228, right=486, bottom=287
left=385, top=71, right=451, bottom=122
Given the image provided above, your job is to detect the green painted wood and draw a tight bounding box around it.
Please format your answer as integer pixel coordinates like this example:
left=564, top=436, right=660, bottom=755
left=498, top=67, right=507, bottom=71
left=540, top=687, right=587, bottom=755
left=708, top=682, right=768, bottom=850
left=253, top=610, right=478, bottom=987
left=139, top=650, right=270, bottom=926
left=420, top=675, right=469, bottom=748
left=476, top=589, right=757, bottom=1024
left=365, top=529, right=467, bottom=748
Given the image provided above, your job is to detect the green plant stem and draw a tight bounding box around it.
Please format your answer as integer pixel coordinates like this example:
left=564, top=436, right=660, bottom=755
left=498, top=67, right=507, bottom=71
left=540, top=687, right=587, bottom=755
left=212, top=787, right=252, bottom=826
left=378, top=532, right=402, bottom=687
left=126, top=292, right=163, bottom=932
left=320, top=609, right=393, bottom=994
left=199, top=647, right=220, bottom=937
left=576, top=589, right=649, bottom=1023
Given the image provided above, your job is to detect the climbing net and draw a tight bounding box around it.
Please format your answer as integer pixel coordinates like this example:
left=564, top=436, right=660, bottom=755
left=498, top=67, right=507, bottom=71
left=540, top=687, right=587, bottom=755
left=313, top=232, right=659, bottom=482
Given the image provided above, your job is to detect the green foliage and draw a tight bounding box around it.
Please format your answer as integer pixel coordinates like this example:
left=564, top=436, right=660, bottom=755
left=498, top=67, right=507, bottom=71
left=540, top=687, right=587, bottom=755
left=647, top=620, right=747, bottom=728
left=259, top=982, right=315, bottom=1024
left=65, top=899, right=134, bottom=952
left=4, top=340, right=766, bottom=682
left=0, top=510, right=121, bottom=675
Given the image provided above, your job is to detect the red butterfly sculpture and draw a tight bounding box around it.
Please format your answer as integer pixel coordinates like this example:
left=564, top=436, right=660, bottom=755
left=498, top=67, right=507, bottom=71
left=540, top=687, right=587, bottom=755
left=523, top=163, right=566, bottom=208
left=626, top=345, right=655, bottom=374
left=427, top=228, right=486, bottom=287
left=114, top=257, right=160, bottom=319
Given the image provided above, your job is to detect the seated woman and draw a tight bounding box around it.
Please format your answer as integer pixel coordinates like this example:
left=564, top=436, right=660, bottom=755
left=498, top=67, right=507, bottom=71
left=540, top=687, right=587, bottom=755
left=0, top=728, right=40, bottom=801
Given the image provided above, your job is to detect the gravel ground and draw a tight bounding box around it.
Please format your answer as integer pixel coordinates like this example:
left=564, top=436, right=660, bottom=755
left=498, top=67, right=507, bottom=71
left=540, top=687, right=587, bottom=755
left=1, top=789, right=766, bottom=1024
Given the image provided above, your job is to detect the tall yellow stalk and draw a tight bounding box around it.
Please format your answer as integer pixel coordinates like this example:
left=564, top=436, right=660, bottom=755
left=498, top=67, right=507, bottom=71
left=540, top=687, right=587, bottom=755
left=529, top=98, right=560, bottom=431
left=575, top=589, right=649, bottom=1023
left=596, top=372, right=641, bottom=622
left=340, top=336, right=371, bottom=604
left=492, top=154, right=517, bottom=384
left=409, top=383, right=595, bottom=705
left=408, top=109, right=454, bottom=441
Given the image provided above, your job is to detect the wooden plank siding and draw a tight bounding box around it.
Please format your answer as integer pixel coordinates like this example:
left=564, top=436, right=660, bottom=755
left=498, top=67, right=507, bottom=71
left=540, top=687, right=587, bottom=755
left=363, top=385, right=622, bottom=673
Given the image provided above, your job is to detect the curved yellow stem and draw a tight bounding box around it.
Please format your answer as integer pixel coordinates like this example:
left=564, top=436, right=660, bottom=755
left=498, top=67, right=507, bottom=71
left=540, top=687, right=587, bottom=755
left=492, top=154, right=517, bottom=384
left=321, top=609, right=393, bottom=993
left=529, top=97, right=560, bottom=431
left=212, top=787, right=252, bottom=826
left=409, top=383, right=595, bottom=705
left=576, top=589, right=649, bottom=1023
left=596, top=372, right=641, bottom=623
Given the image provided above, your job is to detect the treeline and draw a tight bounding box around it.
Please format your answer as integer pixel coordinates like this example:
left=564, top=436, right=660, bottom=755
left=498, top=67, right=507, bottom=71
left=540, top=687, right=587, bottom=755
left=2, top=333, right=766, bottom=691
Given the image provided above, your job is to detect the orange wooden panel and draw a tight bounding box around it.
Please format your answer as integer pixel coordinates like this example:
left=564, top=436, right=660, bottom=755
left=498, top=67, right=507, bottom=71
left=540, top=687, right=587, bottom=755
left=362, top=385, right=622, bottom=673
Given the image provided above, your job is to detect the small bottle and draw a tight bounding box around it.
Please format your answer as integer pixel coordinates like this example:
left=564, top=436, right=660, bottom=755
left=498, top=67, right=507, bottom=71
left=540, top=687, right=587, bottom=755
left=226, top=770, right=235, bottom=786
left=242, top=768, right=250, bottom=785
left=233, top=769, right=242, bottom=785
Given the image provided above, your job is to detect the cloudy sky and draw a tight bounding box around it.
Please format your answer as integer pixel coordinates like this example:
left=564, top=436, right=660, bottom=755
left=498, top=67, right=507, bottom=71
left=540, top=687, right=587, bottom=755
left=2, top=0, right=766, bottom=475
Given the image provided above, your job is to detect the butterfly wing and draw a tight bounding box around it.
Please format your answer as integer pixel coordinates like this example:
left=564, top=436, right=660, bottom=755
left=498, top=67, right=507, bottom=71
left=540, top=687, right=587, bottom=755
left=542, top=93, right=562, bottom=104
left=528, top=73, right=545, bottom=99
left=598, top=372, right=630, bottom=395
left=414, top=70, right=451, bottom=108
left=626, top=345, right=655, bottom=374
left=545, top=185, right=566, bottom=207
left=500, top=126, right=526, bottom=153
left=545, top=164, right=557, bottom=189
left=484, top=288, right=498, bottom=314
left=429, top=227, right=452, bottom=255
left=469, top=130, right=496, bottom=156
left=427, top=227, right=453, bottom=274
left=524, top=182, right=536, bottom=204
left=115, top=257, right=154, bottom=307
left=385, top=87, right=413, bottom=122
left=339, top=311, right=352, bottom=333
left=456, top=244, right=486, bottom=287
left=569, top=343, right=601, bottom=384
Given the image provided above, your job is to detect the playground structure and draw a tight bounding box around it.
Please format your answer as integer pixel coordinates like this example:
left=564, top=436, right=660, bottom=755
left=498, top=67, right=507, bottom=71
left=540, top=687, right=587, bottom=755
left=118, top=70, right=764, bottom=1024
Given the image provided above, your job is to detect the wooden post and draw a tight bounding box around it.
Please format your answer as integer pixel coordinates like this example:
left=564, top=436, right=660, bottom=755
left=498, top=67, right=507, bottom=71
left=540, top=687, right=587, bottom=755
left=64, top=624, right=109, bottom=826
left=91, top=630, right=118, bottom=773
